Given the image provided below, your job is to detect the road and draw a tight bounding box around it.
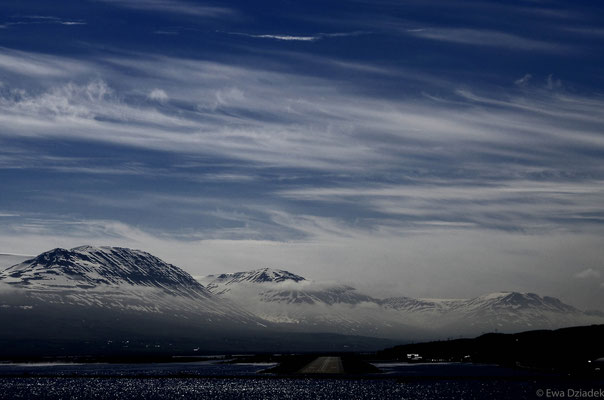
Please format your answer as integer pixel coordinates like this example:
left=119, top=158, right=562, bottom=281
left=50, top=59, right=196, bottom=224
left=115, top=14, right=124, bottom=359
left=297, top=356, right=344, bottom=374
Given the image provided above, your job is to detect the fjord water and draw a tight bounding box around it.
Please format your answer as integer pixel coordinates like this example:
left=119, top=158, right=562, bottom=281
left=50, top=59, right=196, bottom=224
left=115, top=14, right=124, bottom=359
left=0, top=361, right=596, bottom=400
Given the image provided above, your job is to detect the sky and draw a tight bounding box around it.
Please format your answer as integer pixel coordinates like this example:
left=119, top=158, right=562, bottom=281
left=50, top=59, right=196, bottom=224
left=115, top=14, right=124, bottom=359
left=1, top=0, right=604, bottom=309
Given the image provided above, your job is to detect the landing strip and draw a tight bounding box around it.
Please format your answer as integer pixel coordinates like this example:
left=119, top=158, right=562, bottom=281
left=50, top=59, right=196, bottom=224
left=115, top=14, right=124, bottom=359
left=297, top=356, right=344, bottom=374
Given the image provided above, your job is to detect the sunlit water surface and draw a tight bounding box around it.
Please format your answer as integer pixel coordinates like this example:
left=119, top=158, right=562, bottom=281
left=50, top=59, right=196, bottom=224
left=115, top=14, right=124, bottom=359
left=0, top=361, right=600, bottom=399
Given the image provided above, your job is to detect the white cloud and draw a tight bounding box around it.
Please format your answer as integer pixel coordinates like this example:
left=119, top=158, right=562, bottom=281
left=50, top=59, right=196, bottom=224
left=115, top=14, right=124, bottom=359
left=225, top=31, right=368, bottom=42
left=97, top=0, right=234, bottom=17
left=275, top=179, right=604, bottom=234
left=563, top=27, right=604, bottom=38
left=0, top=48, right=90, bottom=78
left=244, top=34, right=319, bottom=42
left=546, top=74, right=563, bottom=90
left=406, top=28, right=568, bottom=52
left=1, top=49, right=604, bottom=180
left=0, top=16, right=87, bottom=28
left=574, top=268, right=601, bottom=279
left=514, top=73, right=532, bottom=87
left=148, top=88, right=169, bottom=103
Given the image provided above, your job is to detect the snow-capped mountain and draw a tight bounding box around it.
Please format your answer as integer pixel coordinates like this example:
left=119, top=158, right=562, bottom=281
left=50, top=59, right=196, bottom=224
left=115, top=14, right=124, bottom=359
left=201, top=268, right=375, bottom=305
left=200, top=268, right=604, bottom=339
left=198, top=268, right=413, bottom=337
left=1, top=248, right=601, bottom=355
left=380, top=291, right=593, bottom=335
left=0, top=247, right=393, bottom=355
left=0, top=246, right=257, bottom=320
left=0, top=246, right=276, bottom=356
left=2, top=246, right=209, bottom=296
left=201, top=268, right=306, bottom=296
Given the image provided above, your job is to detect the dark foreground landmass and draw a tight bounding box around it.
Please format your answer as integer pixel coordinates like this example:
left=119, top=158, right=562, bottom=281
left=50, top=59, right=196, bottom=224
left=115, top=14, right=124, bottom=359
left=1, top=323, right=602, bottom=380
left=377, top=324, right=604, bottom=376
left=0, top=327, right=395, bottom=361
left=0, top=326, right=602, bottom=400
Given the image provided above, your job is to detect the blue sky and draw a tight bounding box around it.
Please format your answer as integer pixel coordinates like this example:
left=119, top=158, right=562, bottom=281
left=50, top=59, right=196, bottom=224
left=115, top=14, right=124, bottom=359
left=1, top=0, right=604, bottom=308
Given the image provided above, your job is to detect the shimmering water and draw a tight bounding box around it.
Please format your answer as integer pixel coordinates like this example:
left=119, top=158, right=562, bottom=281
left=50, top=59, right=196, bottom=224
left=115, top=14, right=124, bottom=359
left=0, top=377, right=535, bottom=400
left=0, top=362, right=600, bottom=400
left=0, top=360, right=269, bottom=377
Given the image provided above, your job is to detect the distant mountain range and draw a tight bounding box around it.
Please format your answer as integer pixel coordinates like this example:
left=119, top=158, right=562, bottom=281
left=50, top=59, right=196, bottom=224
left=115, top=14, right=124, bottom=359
left=0, top=246, right=601, bottom=357
left=199, top=268, right=604, bottom=339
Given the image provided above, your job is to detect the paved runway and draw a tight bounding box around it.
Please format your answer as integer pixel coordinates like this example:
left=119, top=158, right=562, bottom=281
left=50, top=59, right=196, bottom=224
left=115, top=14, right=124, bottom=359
left=297, top=356, right=344, bottom=374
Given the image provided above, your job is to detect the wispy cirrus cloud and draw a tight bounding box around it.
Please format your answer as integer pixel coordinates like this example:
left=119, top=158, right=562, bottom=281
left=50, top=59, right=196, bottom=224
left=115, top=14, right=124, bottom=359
left=277, top=180, right=604, bottom=233
left=562, top=26, right=604, bottom=38
left=0, top=48, right=603, bottom=308
left=0, top=48, right=90, bottom=78
left=224, top=31, right=369, bottom=42
left=575, top=268, right=601, bottom=279
left=97, top=0, right=234, bottom=17
left=0, top=15, right=86, bottom=28
left=405, top=27, right=569, bottom=52
left=228, top=33, right=319, bottom=42
left=1, top=48, right=604, bottom=176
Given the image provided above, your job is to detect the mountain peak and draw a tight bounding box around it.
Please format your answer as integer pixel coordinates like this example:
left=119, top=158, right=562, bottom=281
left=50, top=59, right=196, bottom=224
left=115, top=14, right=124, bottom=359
left=70, top=245, right=106, bottom=252
left=212, top=268, right=306, bottom=285
left=244, top=268, right=307, bottom=283
left=0, top=246, right=209, bottom=296
left=461, top=291, right=579, bottom=313
left=202, top=268, right=306, bottom=296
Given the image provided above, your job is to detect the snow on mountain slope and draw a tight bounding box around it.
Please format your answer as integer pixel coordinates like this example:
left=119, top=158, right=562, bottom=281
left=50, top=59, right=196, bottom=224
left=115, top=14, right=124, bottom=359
left=0, top=246, right=261, bottom=325
left=0, top=248, right=398, bottom=354
left=197, top=268, right=415, bottom=337
left=202, top=268, right=306, bottom=296
left=201, top=269, right=604, bottom=339
left=1, top=249, right=601, bottom=342
left=2, top=246, right=208, bottom=295
left=381, top=291, right=598, bottom=335
left=202, top=268, right=375, bottom=305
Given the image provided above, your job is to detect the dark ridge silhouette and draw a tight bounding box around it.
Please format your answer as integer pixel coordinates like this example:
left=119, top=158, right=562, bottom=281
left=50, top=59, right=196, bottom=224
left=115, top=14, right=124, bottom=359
left=376, top=324, right=604, bottom=375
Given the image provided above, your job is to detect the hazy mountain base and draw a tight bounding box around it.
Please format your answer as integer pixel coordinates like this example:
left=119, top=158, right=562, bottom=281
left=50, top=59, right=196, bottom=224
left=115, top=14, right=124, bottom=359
left=1, top=247, right=601, bottom=358
left=201, top=270, right=604, bottom=340
left=0, top=291, right=395, bottom=359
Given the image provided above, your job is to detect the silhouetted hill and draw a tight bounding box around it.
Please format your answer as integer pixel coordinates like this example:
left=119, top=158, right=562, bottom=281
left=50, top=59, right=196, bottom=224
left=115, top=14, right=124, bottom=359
left=377, top=324, right=604, bottom=374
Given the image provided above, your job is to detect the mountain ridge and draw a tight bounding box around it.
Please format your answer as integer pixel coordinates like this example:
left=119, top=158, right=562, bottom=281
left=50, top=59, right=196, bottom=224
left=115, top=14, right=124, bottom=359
left=2, top=247, right=602, bottom=345
left=200, top=267, right=604, bottom=338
